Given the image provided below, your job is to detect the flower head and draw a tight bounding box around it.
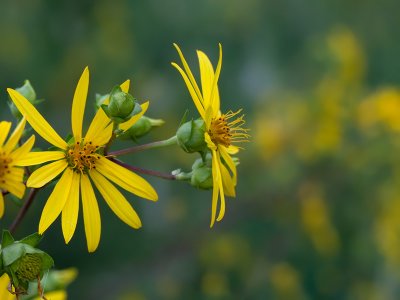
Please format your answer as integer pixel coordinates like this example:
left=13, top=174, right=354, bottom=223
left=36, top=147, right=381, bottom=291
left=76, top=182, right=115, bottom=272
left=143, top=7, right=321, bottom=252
left=172, top=44, right=249, bottom=227
left=7, top=67, right=158, bottom=252
left=0, top=118, right=35, bottom=218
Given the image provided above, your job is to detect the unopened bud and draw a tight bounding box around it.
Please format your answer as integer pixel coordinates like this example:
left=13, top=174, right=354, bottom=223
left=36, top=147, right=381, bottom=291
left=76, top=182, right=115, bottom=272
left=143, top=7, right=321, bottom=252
left=176, top=119, right=207, bottom=153
left=119, top=116, right=165, bottom=140
left=102, top=86, right=136, bottom=123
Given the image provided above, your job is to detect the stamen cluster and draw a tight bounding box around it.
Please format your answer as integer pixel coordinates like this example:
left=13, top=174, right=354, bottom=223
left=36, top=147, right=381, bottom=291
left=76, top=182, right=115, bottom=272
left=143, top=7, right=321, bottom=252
left=208, top=109, right=250, bottom=148
left=66, top=141, right=100, bottom=174
left=0, top=150, right=12, bottom=184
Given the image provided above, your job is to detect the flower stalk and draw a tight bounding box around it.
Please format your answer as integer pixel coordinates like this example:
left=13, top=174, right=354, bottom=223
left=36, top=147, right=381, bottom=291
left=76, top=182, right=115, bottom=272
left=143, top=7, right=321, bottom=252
left=108, top=135, right=178, bottom=157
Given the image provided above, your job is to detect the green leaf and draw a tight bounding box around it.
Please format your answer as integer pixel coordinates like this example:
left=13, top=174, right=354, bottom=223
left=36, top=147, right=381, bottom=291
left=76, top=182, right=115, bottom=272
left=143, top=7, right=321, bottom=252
left=179, top=109, right=190, bottom=127
left=20, top=233, right=42, bottom=247
left=2, top=244, right=26, bottom=266
left=2, top=230, right=15, bottom=248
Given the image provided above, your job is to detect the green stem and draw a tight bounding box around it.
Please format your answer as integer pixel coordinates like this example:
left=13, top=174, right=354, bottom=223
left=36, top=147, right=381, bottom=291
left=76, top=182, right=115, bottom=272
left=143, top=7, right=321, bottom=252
left=108, top=135, right=178, bottom=157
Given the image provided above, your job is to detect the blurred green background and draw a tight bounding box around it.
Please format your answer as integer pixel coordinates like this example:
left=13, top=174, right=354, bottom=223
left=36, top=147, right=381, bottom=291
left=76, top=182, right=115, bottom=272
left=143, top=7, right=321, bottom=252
left=1, top=0, right=400, bottom=299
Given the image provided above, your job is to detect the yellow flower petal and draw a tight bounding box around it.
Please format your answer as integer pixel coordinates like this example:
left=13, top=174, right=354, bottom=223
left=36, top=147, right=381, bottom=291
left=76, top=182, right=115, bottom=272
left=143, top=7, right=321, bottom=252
left=220, top=161, right=236, bottom=197
left=90, top=170, right=142, bottom=229
left=95, top=157, right=158, bottom=201
left=10, top=135, right=35, bottom=162
left=219, top=146, right=237, bottom=186
left=13, top=151, right=65, bottom=166
left=34, top=290, right=67, bottom=300
left=4, top=167, right=24, bottom=182
left=119, top=101, right=150, bottom=132
left=39, top=168, right=74, bottom=234
left=3, top=118, right=26, bottom=154
left=81, top=174, right=101, bottom=252
left=173, top=43, right=204, bottom=105
left=0, top=122, right=11, bottom=147
left=27, top=159, right=68, bottom=188
left=90, top=123, right=113, bottom=146
left=7, top=88, right=67, bottom=149
left=210, top=153, right=219, bottom=228
left=197, top=50, right=219, bottom=109
left=213, top=152, right=226, bottom=222
left=1, top=178, right=26, bottom=199
left=0, top=193, right=4, bottom=218
left=209, top=44, right=223, bottom=115
left=61, top=172, right=80, bottom=244
left=171, top=62, right=206, bottom=120
left=226, top=145, right=239, bottom=155
left=120, top=79, right=130, bottom=93
left=71, top=67, right=89, bottom=141
left=0, top=274, right=14, bottom=300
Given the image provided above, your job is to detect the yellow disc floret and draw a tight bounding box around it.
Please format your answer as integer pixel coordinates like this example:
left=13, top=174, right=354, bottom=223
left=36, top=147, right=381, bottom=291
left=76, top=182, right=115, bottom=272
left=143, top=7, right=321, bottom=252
left=208, top=109, right=250, bottom=148
left=66, top=141, right=101, bottom=174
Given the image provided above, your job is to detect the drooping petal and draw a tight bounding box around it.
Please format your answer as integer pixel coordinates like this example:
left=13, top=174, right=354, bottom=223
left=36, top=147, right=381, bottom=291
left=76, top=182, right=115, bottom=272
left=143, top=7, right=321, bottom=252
left=0, top=193, right=4, bottom=218
left=10, top=135, right=35, bottom=162
left=38, top=168, right=74, bottom=234
left=213, top=152, right=226, bottom=222
left=220, top=160, right=236, bottom=197
left=81, top=174, right=101, bottom=252
left=119, top=101, right=149, bottom=132
left=226, top=145, right=239, bottom=155
left=210, top=150, right=220, bottom=228
left=7, top=88, right=68, bottom=149
left=71, top=67, right=89, bottom=141
left=171, top=62, right=206, bottom=120
left=90, top=170, right=142, bottom=229
left=95, top=157, right=158, bottom=201
left=0, top=122, right=11, bottom=147
left=27, top=159, right=68, bottom=188
left=61, top=172, right=80, bottom=244
left=3, top=118, right=26, bottom=154
left=0, top=274, right=14, bottom=300
left=14, top=151, right=65, bottom=167
left=219, top=146, right=237, bottom=186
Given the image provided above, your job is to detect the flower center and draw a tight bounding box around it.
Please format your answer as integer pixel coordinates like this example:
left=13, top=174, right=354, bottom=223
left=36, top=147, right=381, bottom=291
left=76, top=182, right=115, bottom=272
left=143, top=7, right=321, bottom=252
left=208, top=109, right=250, bottom=148
left=0, top=150, right=12, bottom=184
left=66, top=141, right=101, bottom=174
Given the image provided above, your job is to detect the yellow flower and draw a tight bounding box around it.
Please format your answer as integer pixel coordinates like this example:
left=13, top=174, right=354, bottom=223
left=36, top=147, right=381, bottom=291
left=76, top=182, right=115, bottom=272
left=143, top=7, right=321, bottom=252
left=0, top=274, right=14, bottom=300
left=0, top=118, right=35, bottom=218
left=7, top=67, right=158, bottom=252
left=172, top=44, right=249, bottom=227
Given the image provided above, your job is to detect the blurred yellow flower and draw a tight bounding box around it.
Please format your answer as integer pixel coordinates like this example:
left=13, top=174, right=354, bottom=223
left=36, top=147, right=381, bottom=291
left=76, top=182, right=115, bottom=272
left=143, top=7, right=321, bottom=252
left=8, top=67, right=158, bottom=252
left=0, top=118, right=35, bottom=218
left=358, top=88, right=400, bottom=132
left=299, top=183, right=340, bottom=256
left=172, top=44, right=249, bottom=227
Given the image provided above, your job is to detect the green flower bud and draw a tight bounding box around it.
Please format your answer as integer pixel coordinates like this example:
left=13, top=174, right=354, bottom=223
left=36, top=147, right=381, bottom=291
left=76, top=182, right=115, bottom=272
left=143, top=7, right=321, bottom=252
left=8, top=80, right=41, bottom=120
left=176, top=119, right=207, bottom=153
left=191, top=163, right=213, bottom=189
left=119, top=116, right=165, bottom=141
left=102, top=86, right=135, bottom=121
left=101, top=86, right=137, bottom=123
